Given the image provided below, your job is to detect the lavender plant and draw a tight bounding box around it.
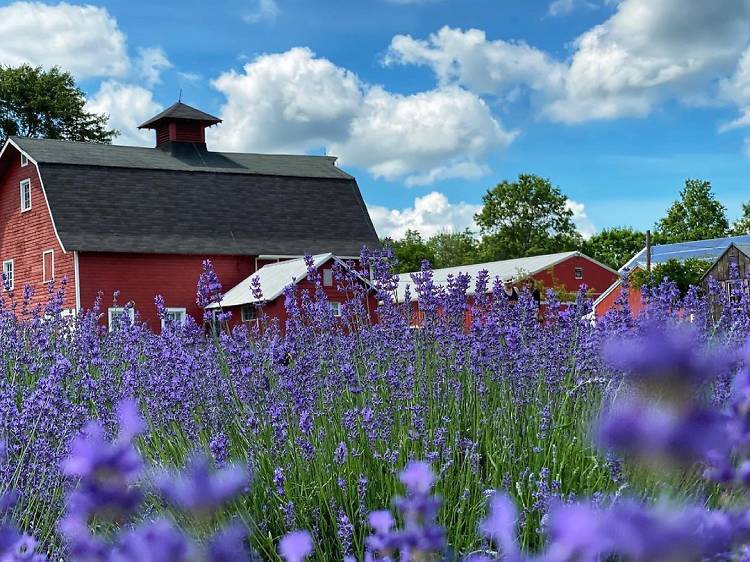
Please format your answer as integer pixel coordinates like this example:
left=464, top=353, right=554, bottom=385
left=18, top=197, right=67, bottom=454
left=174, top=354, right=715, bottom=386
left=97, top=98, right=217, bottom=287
left=2, top=251, right=750, bottom=560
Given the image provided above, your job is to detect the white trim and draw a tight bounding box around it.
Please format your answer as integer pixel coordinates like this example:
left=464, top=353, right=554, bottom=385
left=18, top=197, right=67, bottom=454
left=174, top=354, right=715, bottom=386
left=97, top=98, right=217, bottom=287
left=0, top=138, right=67, bottom=253
left=241, top=304, right=256, bottom=322
left=574, top=266, right=583, bottom=280
left=73, top=251, right=81, bottom=311
left=42, top=249, right=54, bottom=283
left=2, top=259, right=14, bottom=291
left=20, top=153, right=28, bottom=167
left=161, top=307, right=187, bottom=329
left=19, top=179, right=31, bottom=212
left=330, top=301, right=342, bottom=317
left=108, top=307, right=134, bottom=332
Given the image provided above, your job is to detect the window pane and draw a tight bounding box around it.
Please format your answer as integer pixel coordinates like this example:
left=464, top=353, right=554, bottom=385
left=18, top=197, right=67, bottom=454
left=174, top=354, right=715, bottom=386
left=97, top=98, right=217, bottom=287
left=323, top=269, right=333, bottom=287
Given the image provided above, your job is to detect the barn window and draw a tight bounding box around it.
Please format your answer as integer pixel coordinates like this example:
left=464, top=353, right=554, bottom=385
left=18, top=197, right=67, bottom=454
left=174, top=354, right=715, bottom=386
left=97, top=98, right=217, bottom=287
left=108, top=307, right=134, bottom=331
left=20, top=154, right=28, bottom=167
left=20, top=179, right=31, bottom=212
left=575, top=267, right=583, bottom=279
left=330, top=301, right=341, bottom=317
left=42, top=250, right=54, bottom=283
left=323, top=268, right=333, bottom=287
left=162, top=308, right=186, bottom=328
left=2, top=260, right=13, bottom=290
left=241, top=304, right=256, bottom=322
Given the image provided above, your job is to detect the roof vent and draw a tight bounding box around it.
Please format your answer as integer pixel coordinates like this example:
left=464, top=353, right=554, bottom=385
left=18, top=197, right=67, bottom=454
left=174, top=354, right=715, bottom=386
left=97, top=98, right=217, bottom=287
left=138, top=102, right=222, bottom=151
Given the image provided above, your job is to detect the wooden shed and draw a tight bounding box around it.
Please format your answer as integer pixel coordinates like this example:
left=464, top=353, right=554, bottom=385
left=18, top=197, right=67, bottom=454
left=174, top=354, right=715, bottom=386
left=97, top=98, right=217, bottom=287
left=700, top=242, right=750, bottom=298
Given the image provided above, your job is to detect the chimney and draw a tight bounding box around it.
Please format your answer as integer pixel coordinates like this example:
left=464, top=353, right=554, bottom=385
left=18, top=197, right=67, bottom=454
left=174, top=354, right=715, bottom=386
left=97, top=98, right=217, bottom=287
left=138, top=102, right=222, bottom=151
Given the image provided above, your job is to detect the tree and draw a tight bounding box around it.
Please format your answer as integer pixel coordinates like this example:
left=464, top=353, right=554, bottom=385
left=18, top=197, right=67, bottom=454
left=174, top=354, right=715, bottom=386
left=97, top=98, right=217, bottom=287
left=475, top=174, right=582, bottom=261
left=655, top=179, right=728, bottom=244
left=631, top=258, right=711, bottom=297
left=581, top=227, right=646, bottom=270
left=730, top=202, right=750, bottom=236
left=0, top=64, right=116, bottom=142
left=425, top=229, right=479, bottom=269
left=382, top=230, right=436, bottom=274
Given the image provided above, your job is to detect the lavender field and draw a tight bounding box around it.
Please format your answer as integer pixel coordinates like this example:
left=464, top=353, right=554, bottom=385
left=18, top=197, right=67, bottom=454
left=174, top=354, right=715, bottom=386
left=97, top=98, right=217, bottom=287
left=3, top=251, right=750, bottom=561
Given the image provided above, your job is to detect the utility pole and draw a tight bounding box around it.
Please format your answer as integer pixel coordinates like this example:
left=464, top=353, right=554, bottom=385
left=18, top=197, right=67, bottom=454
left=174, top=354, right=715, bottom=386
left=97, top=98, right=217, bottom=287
left=646, top=230, right=652, bottom=273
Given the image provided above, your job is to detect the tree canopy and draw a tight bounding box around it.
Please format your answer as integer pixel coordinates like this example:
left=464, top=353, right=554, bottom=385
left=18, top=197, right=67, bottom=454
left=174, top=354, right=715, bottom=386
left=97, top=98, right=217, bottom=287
left=474, top=174, right=582, bottom=261
left=631, top=258, right=711, bottom=297
left=655, top=179, right=729, bottom=244
left=382, top=230, right=436, bottom=274
left=425, top=230, right=479, bottom=269
left=730, top=202, right=750, bottom=236
left=581, top=227, right=646, bottom=270
left=0, top=64, right=116, bottom=143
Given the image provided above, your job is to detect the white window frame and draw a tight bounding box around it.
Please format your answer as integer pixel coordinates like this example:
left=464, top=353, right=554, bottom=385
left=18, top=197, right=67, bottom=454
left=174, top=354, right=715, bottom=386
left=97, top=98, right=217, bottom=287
left=241, top=304, right=257, bottom=323
left=330, top=301, right=342, bottom=317
left=42, top=249, right=54, bottom=283
left=574, top=267, right=583, bottom=280
left=323, top=268, right=334, bottom=287
left=161, top=307, right=186, bottom=329
left=2, top=260, right=13, bottom=291
left=108, top=307, right=134, bottom=332
left=20, top=154, right=28, bottom=167
left=19, top=179, right=31, bottom=212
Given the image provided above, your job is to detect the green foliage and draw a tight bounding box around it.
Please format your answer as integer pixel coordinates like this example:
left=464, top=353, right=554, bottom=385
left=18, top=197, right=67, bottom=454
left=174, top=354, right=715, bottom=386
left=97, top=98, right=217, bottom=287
left=730, top=202, right=750, bottom=236
left=474, top=173, right=582, bottom=261
left=0, top=64, right=116, bottom=142
left=581, top=227, right=646, bottom=270
left=381, top=230, right=436, bottom=274
left=655, top=179, right=729, bottom=244
left=631, top=258, right=711, bottom=296
left=425, top=229, right=479, bottom=269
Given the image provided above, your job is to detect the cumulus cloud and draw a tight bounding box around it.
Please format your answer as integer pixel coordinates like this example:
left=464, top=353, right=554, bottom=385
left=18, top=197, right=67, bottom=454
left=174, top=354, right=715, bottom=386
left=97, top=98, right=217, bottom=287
left=243, top=0, right=281, bottom=23
left=387, top=1, right=750, bottom=126
left=385, top=26, right=565, bottom=98
left=566, top=199, right=596, bottom=239
left=368, top=192, right=481, bottom=238
left=209, top=47, right=515, bottom=185
left=0, top=1, right=129, bottom=79
left=85, top=81, right=162, bottom=147
left=136, top=47, right=172, bottom=86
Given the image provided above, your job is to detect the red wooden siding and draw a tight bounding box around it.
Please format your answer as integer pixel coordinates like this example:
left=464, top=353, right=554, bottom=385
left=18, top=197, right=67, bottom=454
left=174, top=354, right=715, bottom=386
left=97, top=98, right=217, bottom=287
left=532, top=255, right=618, bottom=298
left=594, top=280, right=645, bottom=318
left=0, top=146, right=75, bottom=311
left=78, top=253, right=254, bottom=331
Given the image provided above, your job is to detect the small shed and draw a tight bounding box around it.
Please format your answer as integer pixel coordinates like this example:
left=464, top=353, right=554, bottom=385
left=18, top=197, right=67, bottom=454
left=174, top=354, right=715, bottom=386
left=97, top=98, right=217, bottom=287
left=700, top=242, right=750, bottom=297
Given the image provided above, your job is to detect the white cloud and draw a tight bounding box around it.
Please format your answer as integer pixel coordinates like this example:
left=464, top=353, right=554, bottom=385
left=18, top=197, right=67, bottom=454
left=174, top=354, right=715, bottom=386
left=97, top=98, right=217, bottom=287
left=136, top=47, right=171, bottom=86
left=386, top=26, right=566, bottom=98
left=209, top=47, right=515, bottom=185
left=566, top=199, right=596, bottom=239
left=0, top=1, right=129, bottom=79
left=547, top=0, right=576, bottom=16
left=85, top=81, right=162, bottom=147
left=243, top=0, right=281, bottom=23
left=368, top=192, right=481, bottom=238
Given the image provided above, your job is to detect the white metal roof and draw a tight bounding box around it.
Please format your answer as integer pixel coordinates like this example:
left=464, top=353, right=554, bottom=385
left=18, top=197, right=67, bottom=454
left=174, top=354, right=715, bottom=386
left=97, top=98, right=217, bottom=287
left=207, top=253, right=334, bottom=309
left=394, top=251, right=590, bottom=303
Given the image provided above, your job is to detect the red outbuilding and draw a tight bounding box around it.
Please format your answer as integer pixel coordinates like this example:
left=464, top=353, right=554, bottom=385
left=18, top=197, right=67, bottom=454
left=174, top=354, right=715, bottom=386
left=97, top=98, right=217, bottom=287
left=0, top=102, right=379, bottom=331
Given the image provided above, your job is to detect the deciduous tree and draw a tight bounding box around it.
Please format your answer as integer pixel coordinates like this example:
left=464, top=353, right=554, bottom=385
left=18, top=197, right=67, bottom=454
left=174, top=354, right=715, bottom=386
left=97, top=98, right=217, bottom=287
left=581, top=227, right=646, bottom=270
left=655, top=179, right=728, bottom=244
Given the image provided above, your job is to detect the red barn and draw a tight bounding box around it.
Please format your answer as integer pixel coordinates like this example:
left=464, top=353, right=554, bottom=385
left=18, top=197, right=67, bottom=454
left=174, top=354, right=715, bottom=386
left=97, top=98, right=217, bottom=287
left=0, top=102, right=378, bottom=331
left=395, top=251, right=618, bottom=326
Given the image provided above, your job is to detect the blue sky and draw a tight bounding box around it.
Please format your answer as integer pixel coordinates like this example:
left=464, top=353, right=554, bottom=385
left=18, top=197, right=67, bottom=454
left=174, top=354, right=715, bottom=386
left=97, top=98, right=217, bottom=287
left=2, top=0, right=750, bottom=239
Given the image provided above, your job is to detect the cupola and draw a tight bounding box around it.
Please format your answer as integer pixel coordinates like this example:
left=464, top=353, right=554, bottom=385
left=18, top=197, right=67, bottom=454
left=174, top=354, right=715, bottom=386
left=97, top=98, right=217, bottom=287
left=138, top=102, right=222, bottom=151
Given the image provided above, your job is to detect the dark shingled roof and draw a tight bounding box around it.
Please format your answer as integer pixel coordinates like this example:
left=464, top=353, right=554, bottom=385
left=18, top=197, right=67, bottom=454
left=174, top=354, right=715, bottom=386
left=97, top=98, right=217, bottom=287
left=138, top=102, right=222, bottom=128
left=10, top=138, right=378, bottom=256
left=11, top=137, right=353, bottom=180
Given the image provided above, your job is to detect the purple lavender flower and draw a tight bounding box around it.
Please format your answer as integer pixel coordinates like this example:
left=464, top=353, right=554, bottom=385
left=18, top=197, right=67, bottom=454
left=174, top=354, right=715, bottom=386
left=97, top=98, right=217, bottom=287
left=278, top=530, right=313, bottom=562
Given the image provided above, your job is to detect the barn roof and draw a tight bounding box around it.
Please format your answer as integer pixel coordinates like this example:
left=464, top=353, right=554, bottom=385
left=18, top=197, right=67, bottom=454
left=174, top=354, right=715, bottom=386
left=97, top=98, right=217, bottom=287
left=394, top=251, right=609, bottom=303
left=5, top=137, right=377, bottom=256
left=619, top=234, right=750, bottom=273
left=208, top=253, right=370, bottom=308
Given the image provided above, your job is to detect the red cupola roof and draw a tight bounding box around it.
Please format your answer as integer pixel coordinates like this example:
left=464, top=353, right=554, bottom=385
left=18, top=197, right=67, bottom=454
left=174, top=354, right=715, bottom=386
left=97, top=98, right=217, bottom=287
left=138, top=102, right=222, bottom=150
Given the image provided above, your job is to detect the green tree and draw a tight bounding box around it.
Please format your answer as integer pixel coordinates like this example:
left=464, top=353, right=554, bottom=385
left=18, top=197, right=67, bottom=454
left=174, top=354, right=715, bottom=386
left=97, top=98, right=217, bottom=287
left=581, top=226, right=646, bottom=270
left=730, top=202, right=750, bottom=236
left=382, top=230, right=436, bottom=274
left=0, top=64, right=116, bottom=142
left=655, top=179, right=729, bottom=244
left=425, top=229, right=479, bottom=269
left=475, top=173, right=582, bottom=261
left=631, top=258, right=711, bottom=297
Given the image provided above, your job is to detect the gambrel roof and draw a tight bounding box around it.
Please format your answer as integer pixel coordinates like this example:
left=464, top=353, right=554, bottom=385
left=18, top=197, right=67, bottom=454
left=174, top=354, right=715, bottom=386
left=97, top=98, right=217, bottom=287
left=3, top=137, right=378, bottom=256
